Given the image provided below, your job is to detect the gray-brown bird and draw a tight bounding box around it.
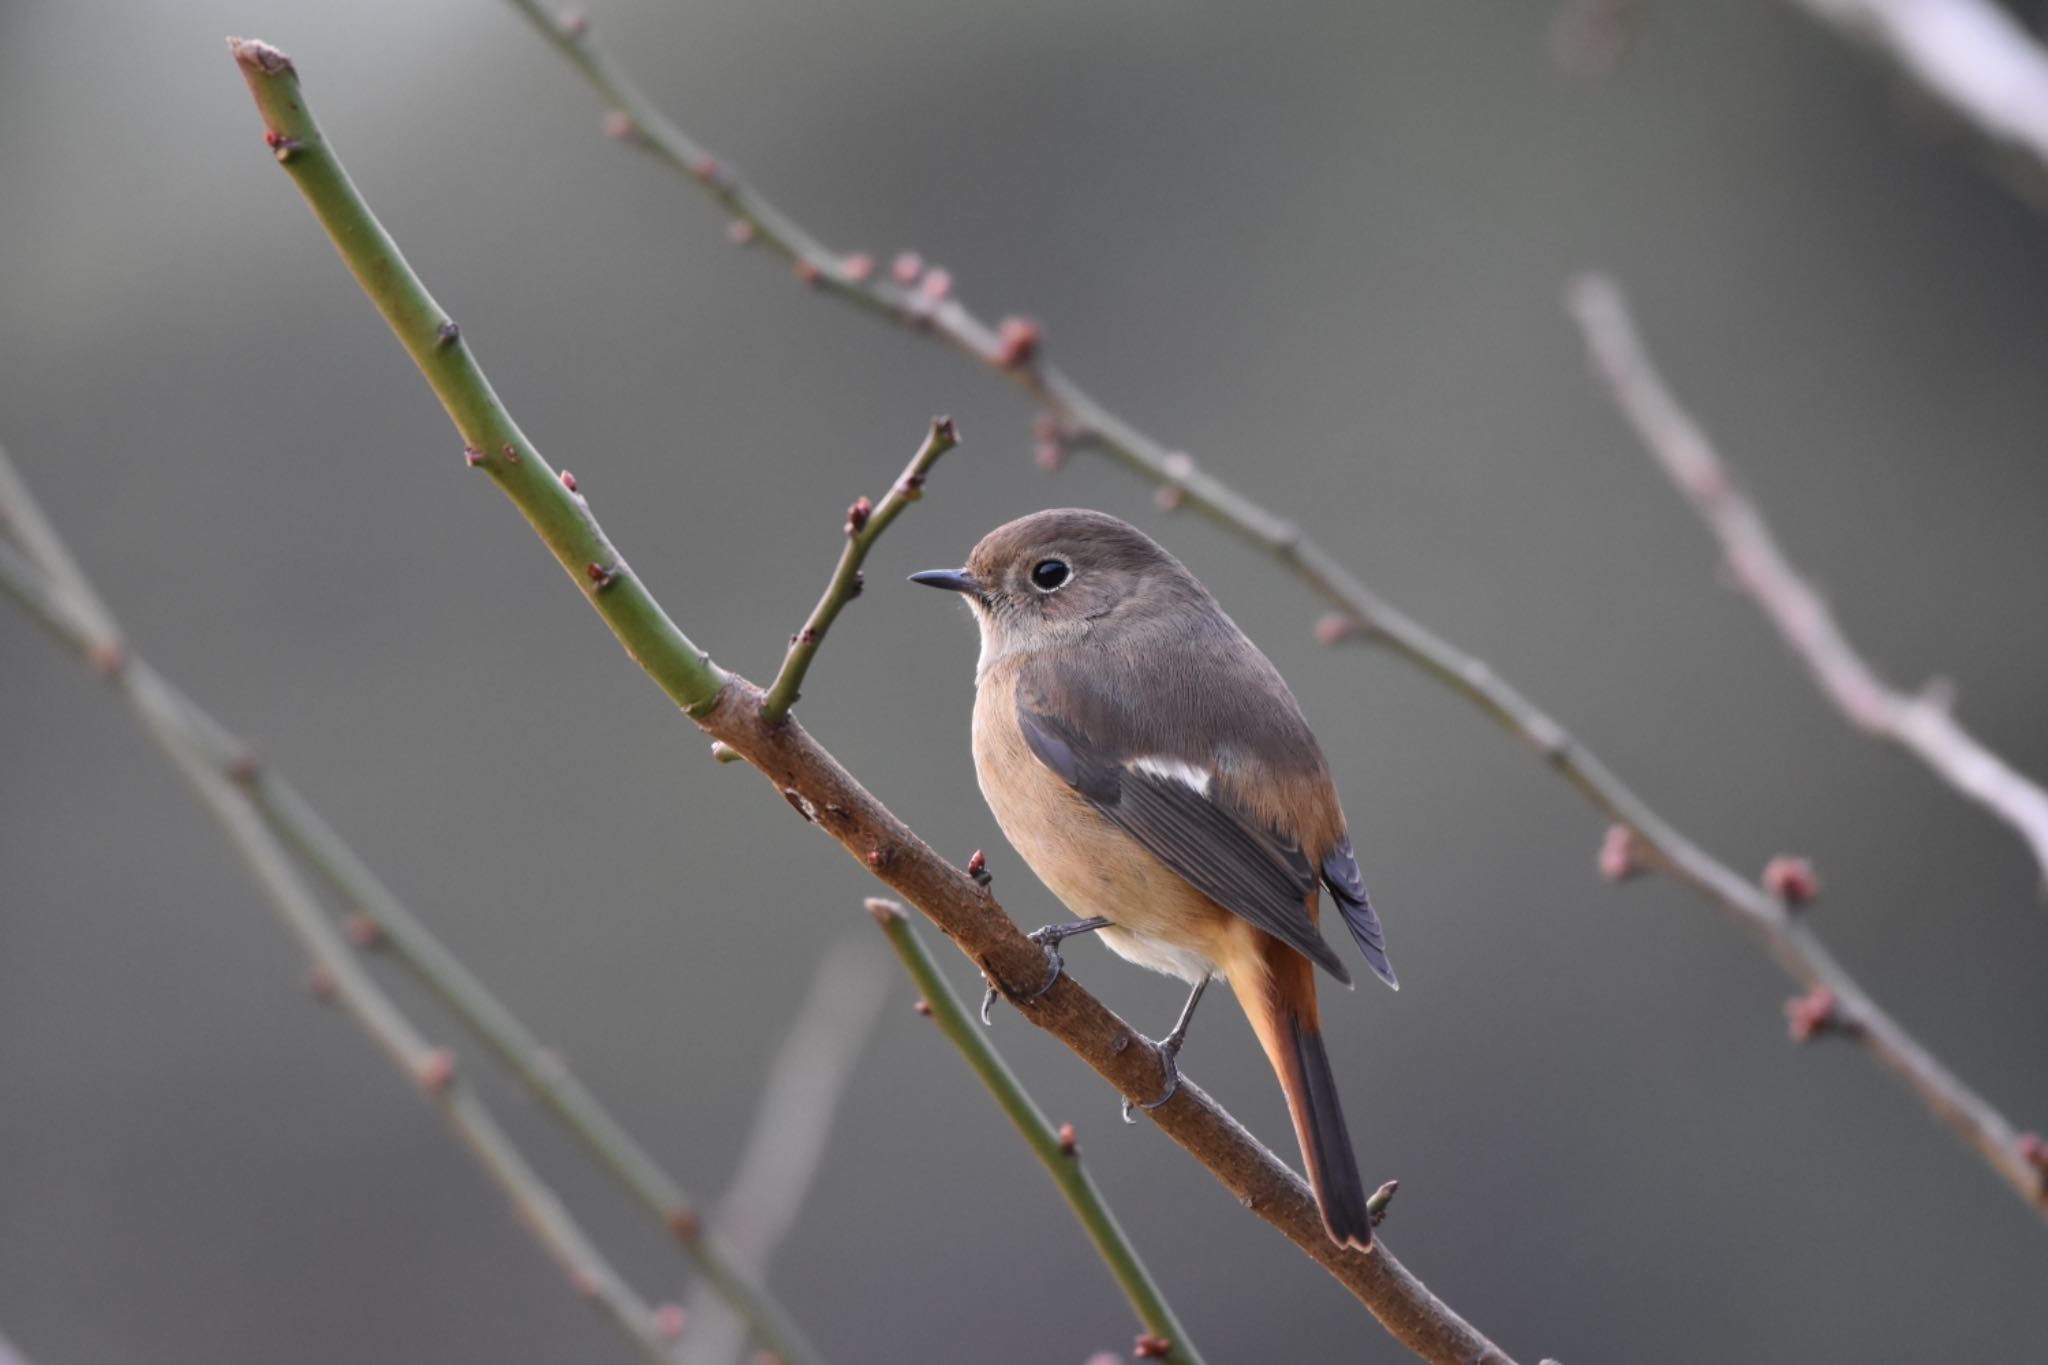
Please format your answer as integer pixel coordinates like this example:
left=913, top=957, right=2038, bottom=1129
left=912, top=507, right=1396, bottom=1247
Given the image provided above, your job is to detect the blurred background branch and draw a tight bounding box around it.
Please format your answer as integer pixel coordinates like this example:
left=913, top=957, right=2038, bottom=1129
left=0, top=458, right=685, bottom=1364
left=676, top=936, right=887, bottom=1365
left=1572, top=273, right=2048, bottom=891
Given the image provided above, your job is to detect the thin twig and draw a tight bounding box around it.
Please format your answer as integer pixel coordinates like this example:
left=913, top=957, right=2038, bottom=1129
left=1790, top=0, right=2048, bottom=183
left=0, top=527, right=678, bottom=1365
left=868, top=899, right=1204, bottom=1364
left=679, top=938, right=889, bottom=1365
left=252, top=779, right=821, bottom=1363
left=0, top=440, right=821, bottom=1365
left=761, top=418, right=959, bottom=725
left=1570, top=273, right=2048, bottom=891
left=230, top=39, right=1516, bottom=1363
left=490, top=11, right=2048, bottom=1226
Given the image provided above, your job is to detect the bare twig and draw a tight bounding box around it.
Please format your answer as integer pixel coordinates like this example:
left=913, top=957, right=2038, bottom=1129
left=678, top=938, right=889, bottom=1365
left=868, top=899, right=1203, bottom=1363
left=1790, top=0, right=2048, bottom=182
left=1571, top=274, right=2048, bottom=889
left=493, top=9, right=2048, bottom=1226
left=762, top=417, right=959, bottom=724
left=231, top=39, right=1516, bottom=1362
left=0, top=514, right=678, bottom=1364
left=1553, top=276, right=2048, bottom=1217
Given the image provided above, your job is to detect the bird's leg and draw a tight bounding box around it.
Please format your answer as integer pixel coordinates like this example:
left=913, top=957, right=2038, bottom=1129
left=1123, top=975, right=1209, bottom=1123
left=979, top=917, right=1113, bottom=1025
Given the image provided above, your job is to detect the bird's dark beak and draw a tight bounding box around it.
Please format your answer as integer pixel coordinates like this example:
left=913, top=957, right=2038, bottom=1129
left=909, top=568, right=981, bottom=595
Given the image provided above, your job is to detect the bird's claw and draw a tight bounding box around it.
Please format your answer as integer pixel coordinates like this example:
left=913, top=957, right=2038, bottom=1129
left=1121, top=1034, right=1184, bottom=1123
left=979, top=926, right=1071, bottom=1026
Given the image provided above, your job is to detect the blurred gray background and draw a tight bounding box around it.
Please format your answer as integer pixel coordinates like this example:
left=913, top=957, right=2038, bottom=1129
left=4, top=1, right=2047, bottom=1361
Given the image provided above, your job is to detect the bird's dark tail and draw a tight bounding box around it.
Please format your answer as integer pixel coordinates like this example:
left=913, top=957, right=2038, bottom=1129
left=1236, top=943, right=1372, bottom=1249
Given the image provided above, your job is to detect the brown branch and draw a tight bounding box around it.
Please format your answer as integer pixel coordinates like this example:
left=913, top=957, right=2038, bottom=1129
left=1570, top=273, right=2048, bottom=891
left=231, top=38, right=1517, bottom=1364
left=496, top=7, right=2048, bottom=1228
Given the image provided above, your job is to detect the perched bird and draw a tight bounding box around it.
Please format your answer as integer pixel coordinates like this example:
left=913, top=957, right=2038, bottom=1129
left=911, top=508, right=1396, bottom=1247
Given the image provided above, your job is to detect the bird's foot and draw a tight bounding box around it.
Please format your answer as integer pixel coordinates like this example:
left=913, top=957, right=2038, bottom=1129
left=1121, top=1031, right=1186, bottom=1123
left=979, top=918, right=1111, bottom=1026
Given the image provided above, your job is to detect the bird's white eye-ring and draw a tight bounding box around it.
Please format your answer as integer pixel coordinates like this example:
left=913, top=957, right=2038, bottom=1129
left=1029, top=558, right=1071, bottom=592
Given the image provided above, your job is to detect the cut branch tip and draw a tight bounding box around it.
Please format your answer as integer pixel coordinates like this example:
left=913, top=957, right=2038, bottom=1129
left=864, top=896, right=906, bottom=926
left=228, top=36, right=294, bottom=76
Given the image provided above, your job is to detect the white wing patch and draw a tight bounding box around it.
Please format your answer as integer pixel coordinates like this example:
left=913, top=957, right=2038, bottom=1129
left=1130, top=756, right=1212, bottom=796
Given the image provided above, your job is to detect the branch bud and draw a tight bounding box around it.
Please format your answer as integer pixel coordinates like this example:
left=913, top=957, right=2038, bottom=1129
left=1762, top=856, right=1820, bottom=908
left=1597, top=824, right=1639, bottom=882
left=845, top=495, right=872, bottom=535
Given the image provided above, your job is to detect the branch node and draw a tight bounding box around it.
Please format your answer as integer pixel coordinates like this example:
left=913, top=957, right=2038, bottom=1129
left=558, top=469, right=578, bottom=493
left=689, top=156, right=729, bottom=189
left=1784, top=985, right=1851, bottom=1043
left=263, top=130, right=304, bottom=162
left=585, top=561, right=616, bottom=591
left=434, top=319, right=462, bottom=349
left=415, top=1048, right=457, bottom=1095
left=304, top=963, right=336, bottom=1001
left=557, top=6, right=589, bottom=40
left=227, top=747, right=263, bottom=785
left=917, top=266, right=953, bottom=302
left=500, top=443, right=521, bottom=464
left=795, top=258, right=822, bottom=287
left=840, top=252, right=874, bottom=282
left=966, top=848, right=991, bottom=886
left=463, top=445, right=485, bottom=468
left=666, top=1205, right=703, bottom=1243
left=866, top=845, right=895, bottom=871
left=727, top=219, right=758, bottom=247
left=1597, top=823, right=1642, bottom=883
left=602, top=110, right=638, bottom=142
left=1368, top=1178, right=1399, bottom=1228
left=780, top=787, right=817, bottom=822
left=1058, top=1121, right=1079, bottom=1156
left=890, top=251, right=923, bottom=285
left=1762, top=856, right=1821, bottom=909
left=654, top=1303, right=687, bottom=1340
left=913, top=998, right=933, bottom=1017
left=844, top=495, right=872, bottom=535
left=89, top=640, right=128, bottom=680
left=995, top=316, right=1041, bottom=368
left=344, top=913, right=384, bottom=950
left=1134, top=1333, right=1174, bottom=1359
left=709, top=739, right=743, bottom=764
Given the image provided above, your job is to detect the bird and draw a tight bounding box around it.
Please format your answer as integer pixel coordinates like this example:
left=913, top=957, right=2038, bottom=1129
left=910, top=507, right=1396, bottom=1248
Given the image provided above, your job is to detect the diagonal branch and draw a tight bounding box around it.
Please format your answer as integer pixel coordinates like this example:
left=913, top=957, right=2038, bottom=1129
left=762, top=417, right=958, bottom=724
left=0, top=529, right=680, bottom=1365
left=230, top=37, right=1516, bottom=1364
left=491, top=7, right=2048, bottom=1226
left=0, top=446, right=822, bottom=1365
left=869, top=899, right=1204, bottom=1364
left=1570, top=273, right=2048, bottom=892
left=1788, top=0, right=2048, bottom=186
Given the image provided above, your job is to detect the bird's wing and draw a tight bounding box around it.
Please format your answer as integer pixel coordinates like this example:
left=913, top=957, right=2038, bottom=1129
left=1014, top=688, right=1352, bottom=985
left=1319, top=837, right=1397, bottom=989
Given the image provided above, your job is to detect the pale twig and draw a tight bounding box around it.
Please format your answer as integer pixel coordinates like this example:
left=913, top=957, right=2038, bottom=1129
left=0, top=435, right=821, bottom=1365
left=679, top=938, right=889, bottom=1365
left=0, top=523, right=677, bottom=1364
left=1571, top=274, right=2048, bottom=890
left=761, top=417, right=959, bottom=725
left=1790, top=0, right=2048, bottom=181
left=231, top=39, right=1516, bottom=1362
left=869, top=900, right=1204, bottom=1365
left=494, top=9, right=2048, bottom=1226
left=0, top=1327, right=34, bottom=1365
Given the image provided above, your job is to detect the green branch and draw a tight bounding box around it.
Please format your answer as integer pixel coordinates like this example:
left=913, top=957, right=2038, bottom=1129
left=229, top=37, right=725, bottom=718
left=761, top=416, right=958, bottom=725
left=227, top=37, right=1517, bottom=1363
left=867, top=899, right=1201, bottom=1363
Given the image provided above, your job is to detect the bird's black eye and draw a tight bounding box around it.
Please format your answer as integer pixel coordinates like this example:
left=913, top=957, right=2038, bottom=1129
left=1029, top=558, right=1071, bottom=592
